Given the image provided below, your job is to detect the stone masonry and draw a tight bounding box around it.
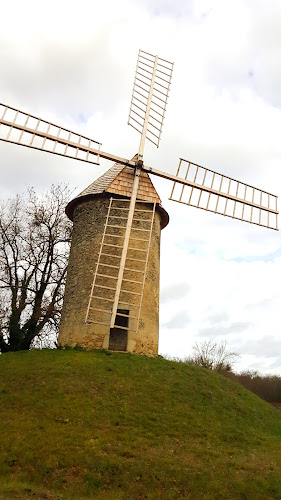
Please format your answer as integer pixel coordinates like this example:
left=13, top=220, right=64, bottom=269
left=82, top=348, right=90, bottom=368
left=58, top=161, right=169, bottom=356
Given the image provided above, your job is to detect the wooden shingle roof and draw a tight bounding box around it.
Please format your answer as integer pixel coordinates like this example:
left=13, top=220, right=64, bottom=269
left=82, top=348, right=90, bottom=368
left=105, top=165, right=161, bottom=203
left=65, top=155, right=169, bottom=228
left=74, top=162, right=125, bottom=198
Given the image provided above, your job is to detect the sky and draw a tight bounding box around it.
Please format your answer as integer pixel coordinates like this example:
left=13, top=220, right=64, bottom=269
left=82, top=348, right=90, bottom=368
left=1, top=0, right=281, bottom=374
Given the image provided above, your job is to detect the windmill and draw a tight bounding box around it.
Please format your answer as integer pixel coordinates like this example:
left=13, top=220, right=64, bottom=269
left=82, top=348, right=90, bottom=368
left=0, top=50, right=278, bottom=355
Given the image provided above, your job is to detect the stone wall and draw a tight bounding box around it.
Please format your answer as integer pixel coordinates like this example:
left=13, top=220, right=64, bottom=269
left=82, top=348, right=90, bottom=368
left=59, top=194, right=163, bottom=356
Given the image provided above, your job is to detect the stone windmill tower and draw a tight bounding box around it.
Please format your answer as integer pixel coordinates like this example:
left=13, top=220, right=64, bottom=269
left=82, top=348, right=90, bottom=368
left=58, top=157, right=169, bottom=355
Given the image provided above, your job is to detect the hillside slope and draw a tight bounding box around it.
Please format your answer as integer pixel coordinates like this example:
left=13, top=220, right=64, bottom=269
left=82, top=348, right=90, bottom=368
left=1, top=349, right=281, bottom=499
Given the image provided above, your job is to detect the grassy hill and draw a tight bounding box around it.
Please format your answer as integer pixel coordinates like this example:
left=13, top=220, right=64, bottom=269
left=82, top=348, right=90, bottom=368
left=1, top=349, right=281, bottom=500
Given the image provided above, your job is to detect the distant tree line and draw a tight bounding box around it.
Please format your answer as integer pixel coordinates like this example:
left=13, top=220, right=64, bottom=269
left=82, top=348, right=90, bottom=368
left=222, top=370, right=281, bottom=404
left=185, top=338, right=281, bottom=404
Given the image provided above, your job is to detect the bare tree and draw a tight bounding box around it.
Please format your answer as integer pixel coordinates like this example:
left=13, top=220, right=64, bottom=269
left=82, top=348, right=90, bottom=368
left=0, top=185, right=72, bottom=352
left=187, top=338, right=239, bottom=372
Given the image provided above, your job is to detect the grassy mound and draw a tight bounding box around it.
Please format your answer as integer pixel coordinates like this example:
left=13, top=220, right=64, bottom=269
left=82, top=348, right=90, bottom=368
left=1, top=349, right=281, bottom=499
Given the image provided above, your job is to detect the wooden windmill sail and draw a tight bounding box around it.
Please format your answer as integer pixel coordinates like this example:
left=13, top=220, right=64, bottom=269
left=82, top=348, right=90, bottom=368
left=0, top=49, right=278, bottom=354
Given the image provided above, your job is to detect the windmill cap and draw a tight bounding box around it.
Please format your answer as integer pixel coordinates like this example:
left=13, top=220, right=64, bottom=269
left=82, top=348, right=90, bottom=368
left=65, top=157, right=169, bottom=229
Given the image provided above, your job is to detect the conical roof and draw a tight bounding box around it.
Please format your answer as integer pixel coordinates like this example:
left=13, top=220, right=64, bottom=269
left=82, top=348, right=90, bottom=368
left=66, top=155, right=169, bottom=228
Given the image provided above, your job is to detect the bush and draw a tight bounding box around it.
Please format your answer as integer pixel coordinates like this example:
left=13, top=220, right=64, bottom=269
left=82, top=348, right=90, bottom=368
left=185, top=338, right=239, bottom=372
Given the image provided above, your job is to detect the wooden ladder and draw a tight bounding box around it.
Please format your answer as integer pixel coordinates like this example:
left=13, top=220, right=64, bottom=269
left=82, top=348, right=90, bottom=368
left=85, top=197, right=156, bottom=334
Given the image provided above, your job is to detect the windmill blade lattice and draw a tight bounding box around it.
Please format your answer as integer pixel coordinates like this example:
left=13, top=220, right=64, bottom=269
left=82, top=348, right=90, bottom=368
left=169, top=158, right=278, bottom=230
left=0, top=103, right=102, bottom=165
left=128, top=50, right=173, bottom=153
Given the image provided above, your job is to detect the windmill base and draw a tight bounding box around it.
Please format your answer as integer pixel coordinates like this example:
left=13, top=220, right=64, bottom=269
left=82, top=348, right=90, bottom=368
left=58, top=324, right=158, bottom=357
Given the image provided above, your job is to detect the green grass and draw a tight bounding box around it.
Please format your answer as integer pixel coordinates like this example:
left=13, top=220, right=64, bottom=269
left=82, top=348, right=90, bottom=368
left=1, top=349, right=281, bottom=499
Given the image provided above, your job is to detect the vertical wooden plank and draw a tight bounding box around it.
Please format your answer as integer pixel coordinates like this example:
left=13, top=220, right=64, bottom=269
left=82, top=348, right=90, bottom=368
left=110, top=168, right=141, bottom=328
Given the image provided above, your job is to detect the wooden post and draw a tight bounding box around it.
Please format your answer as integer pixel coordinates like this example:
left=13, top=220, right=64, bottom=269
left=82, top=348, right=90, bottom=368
left=110, top=167, right=141, bottom=328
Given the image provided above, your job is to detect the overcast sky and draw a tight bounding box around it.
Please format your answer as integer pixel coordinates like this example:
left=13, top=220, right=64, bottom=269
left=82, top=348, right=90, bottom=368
left=1, top=0, right=281, bottom=374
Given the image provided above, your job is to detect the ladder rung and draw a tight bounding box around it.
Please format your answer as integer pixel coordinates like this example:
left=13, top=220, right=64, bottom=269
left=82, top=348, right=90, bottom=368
left=116, top=300, right=139, bottom=307
left=126, top=257, right=146, bottom=262
left=95, top=284, right=116, bottom=291
left=103, top=243, right=124, bottom=248
left=90, top=295, right=114, bottom=302
left=128, top=247, right=147, bottom=252
left=116, top=312, right=137, bottom=320
left=122, top=278, right=143, bottom=284
left=110, top=207, right=129, bottom=211
left=134, top=208, right=154, bottom=212
left=106, top=224, right=126, bottom=229
left=116, top=311, right=129, bottom=318
left=97, top=263, right=120, bottom=269
left=124, top=267, right=144, bottom=273
left=131, top=227, right=150, bottom=232
left=112, top=324, right=136, bottom=332
left=86, top=320, right=110, bottom=326
left=96, top=273, right=118, bottom=279
left=108, top=216, right=129, bottom=220
left=120, top=289, right=141, bottom=296
left=100, top=253, right=121, bottom=259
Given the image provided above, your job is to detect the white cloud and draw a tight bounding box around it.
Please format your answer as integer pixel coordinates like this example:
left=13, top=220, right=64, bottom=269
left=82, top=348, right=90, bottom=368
left=164, top=310, right=191, bottom=329
left=198, top=322, right=252, bottom=338
left=160, top=282, right=191, bottom=303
